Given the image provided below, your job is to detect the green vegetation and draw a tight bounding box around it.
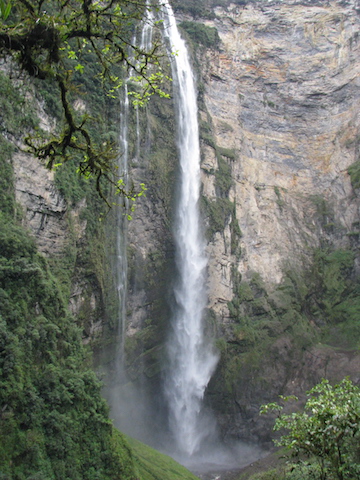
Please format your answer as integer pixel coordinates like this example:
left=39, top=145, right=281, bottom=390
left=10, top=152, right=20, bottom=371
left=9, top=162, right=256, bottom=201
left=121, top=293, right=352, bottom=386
left=347, top=159, right=360, bottom=189
left=179, top=21, right=220, bottom=48
left=0, top=0, right=169, bottom=202
left=127, top=436, right=200, bottom=480
left=310, top=249, right=355, bottom=318
left=0, top=70, right=38, bottom=220
left=0, top=213, right=193, bottom=478
left=199, top=122, right=240, bottom=242
left=198, top=114, right=240, bottom=246
left=217, top=146, right=236, bottom=161
left=217, top=243, right=360, bottom=395
left=172, top=0, right=216, bottom=19
left=230, top=205, right=242, bottom=256
left=172, top=0, right=253, bottom=19
left=0, top=197, right=136, bottom=480
left=261, top=378, right=360, bottom=480
left=309, top=194, right=335, bottom=228
left=0, top=72, right=38, bottom=136
left=200, top=119, right=216, bottom=149
left=202, top=196, right=234, bottom=238
left=0, top=69, right=36, bottom=217
left=0, top=0, right=11, bottom=21
left=216, top=155, right=233, bottom=196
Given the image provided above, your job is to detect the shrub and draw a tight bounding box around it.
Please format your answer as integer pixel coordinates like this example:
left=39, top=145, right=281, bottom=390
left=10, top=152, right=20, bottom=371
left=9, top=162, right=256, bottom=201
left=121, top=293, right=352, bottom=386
left=261, top=378, right=360, bottom=480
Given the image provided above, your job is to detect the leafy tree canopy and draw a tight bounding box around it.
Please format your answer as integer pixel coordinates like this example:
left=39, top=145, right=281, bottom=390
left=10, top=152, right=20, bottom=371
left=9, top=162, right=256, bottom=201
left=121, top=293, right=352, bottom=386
left=0, top=0, right=169, bottom=203
left=261, top=378, right=360, bottom=480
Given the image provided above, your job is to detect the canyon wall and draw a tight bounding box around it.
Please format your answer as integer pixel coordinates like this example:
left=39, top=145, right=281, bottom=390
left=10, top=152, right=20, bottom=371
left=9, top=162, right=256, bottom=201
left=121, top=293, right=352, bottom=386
left=122, top=0, right=360, bottom=445
left=196, top=0, right=360, bottom=444
left=8, top=0, right=360, bottom=447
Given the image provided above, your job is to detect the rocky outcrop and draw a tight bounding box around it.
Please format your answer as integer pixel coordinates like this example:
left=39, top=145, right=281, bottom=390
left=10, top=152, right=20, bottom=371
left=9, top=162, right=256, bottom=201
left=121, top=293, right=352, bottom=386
left=8, top=88, right=109, bottom=343
left=13, top=151, right=69, bottom=257
left=213, top=340, right=360, bottom=446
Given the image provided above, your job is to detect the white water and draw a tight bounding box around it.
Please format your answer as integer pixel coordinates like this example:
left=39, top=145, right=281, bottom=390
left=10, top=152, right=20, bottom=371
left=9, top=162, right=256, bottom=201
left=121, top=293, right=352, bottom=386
left=109, top=4, right=266, bottom=471
left=110, top=6, right=155, bottom=435
left=140, top=3, right=154, bottom=51
left=135, top=2, right=154, bottom=160
left=115, top=81, right=130, bottom=367
left=160, top=1, right=219, bottom=459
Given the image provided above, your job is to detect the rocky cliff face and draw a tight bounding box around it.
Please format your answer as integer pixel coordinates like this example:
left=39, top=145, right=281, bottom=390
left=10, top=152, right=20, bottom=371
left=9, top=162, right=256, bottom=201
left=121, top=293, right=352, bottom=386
left=15, top=150, right=109, bottom=341
left=195, top=0, right=360, bottom=444
left=121, top=0, right=360, bottom=445
left=14, top=151, right=69, bottom=256
left=7, top=82, right=112, bottom=344
left=200, top=0, right=360, bottom=311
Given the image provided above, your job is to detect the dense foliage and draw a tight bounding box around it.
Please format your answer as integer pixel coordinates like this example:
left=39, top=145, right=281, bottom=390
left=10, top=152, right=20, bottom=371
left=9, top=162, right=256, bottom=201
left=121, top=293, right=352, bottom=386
left=0, top=224, right=136, bottom=479
left=179, top=21, right=220, bottom=48
left=0, top=197, right=139, bottom=479
left=172, top=0, right=253, bottom=18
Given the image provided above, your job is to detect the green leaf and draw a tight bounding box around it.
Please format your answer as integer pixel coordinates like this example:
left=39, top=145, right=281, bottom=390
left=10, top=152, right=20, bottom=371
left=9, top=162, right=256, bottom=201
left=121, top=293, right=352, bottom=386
left=4, top=1, right=10, bottom=18
left=74, top=64, right=84, bottom=73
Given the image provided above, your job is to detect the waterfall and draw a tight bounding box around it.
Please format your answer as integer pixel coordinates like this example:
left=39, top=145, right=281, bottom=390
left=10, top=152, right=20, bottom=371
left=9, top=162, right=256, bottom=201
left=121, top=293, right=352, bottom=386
left=109, top=5, right=155, bottom=436
left=160, top=1, right=219, bottom=459
left=115, top=1, right=154, bottom=367
left=108, top=3, right=264, bottom=470
left=112, top=0, right=219, bottom=459
left=135, top=3, right=154, bottom=160
left=115, top=82, right=130, bottom=367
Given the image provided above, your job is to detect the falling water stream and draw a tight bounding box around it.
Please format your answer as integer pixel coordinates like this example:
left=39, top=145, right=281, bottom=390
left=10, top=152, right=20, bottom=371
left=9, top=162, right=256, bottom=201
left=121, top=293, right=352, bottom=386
left=110, top=4, right=155, bottom=436
left=160, top=1, right=219, bottom=460
left=115, top=84, right=129, bottom=370
left=111, top=1, right=265, bottom=474
left=159, top=6, right=266, bottom=474
left=115, top=2, right=154, bottom=369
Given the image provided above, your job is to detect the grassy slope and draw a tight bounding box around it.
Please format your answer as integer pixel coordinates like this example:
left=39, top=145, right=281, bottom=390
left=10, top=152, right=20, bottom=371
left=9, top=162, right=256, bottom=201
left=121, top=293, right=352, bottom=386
left=126, top=436, right=200, bottom=480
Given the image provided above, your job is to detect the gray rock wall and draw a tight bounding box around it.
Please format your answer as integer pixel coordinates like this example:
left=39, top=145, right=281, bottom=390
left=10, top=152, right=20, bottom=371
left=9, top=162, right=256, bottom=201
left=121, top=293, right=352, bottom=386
left=199, top=0, right=360, bottom=311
